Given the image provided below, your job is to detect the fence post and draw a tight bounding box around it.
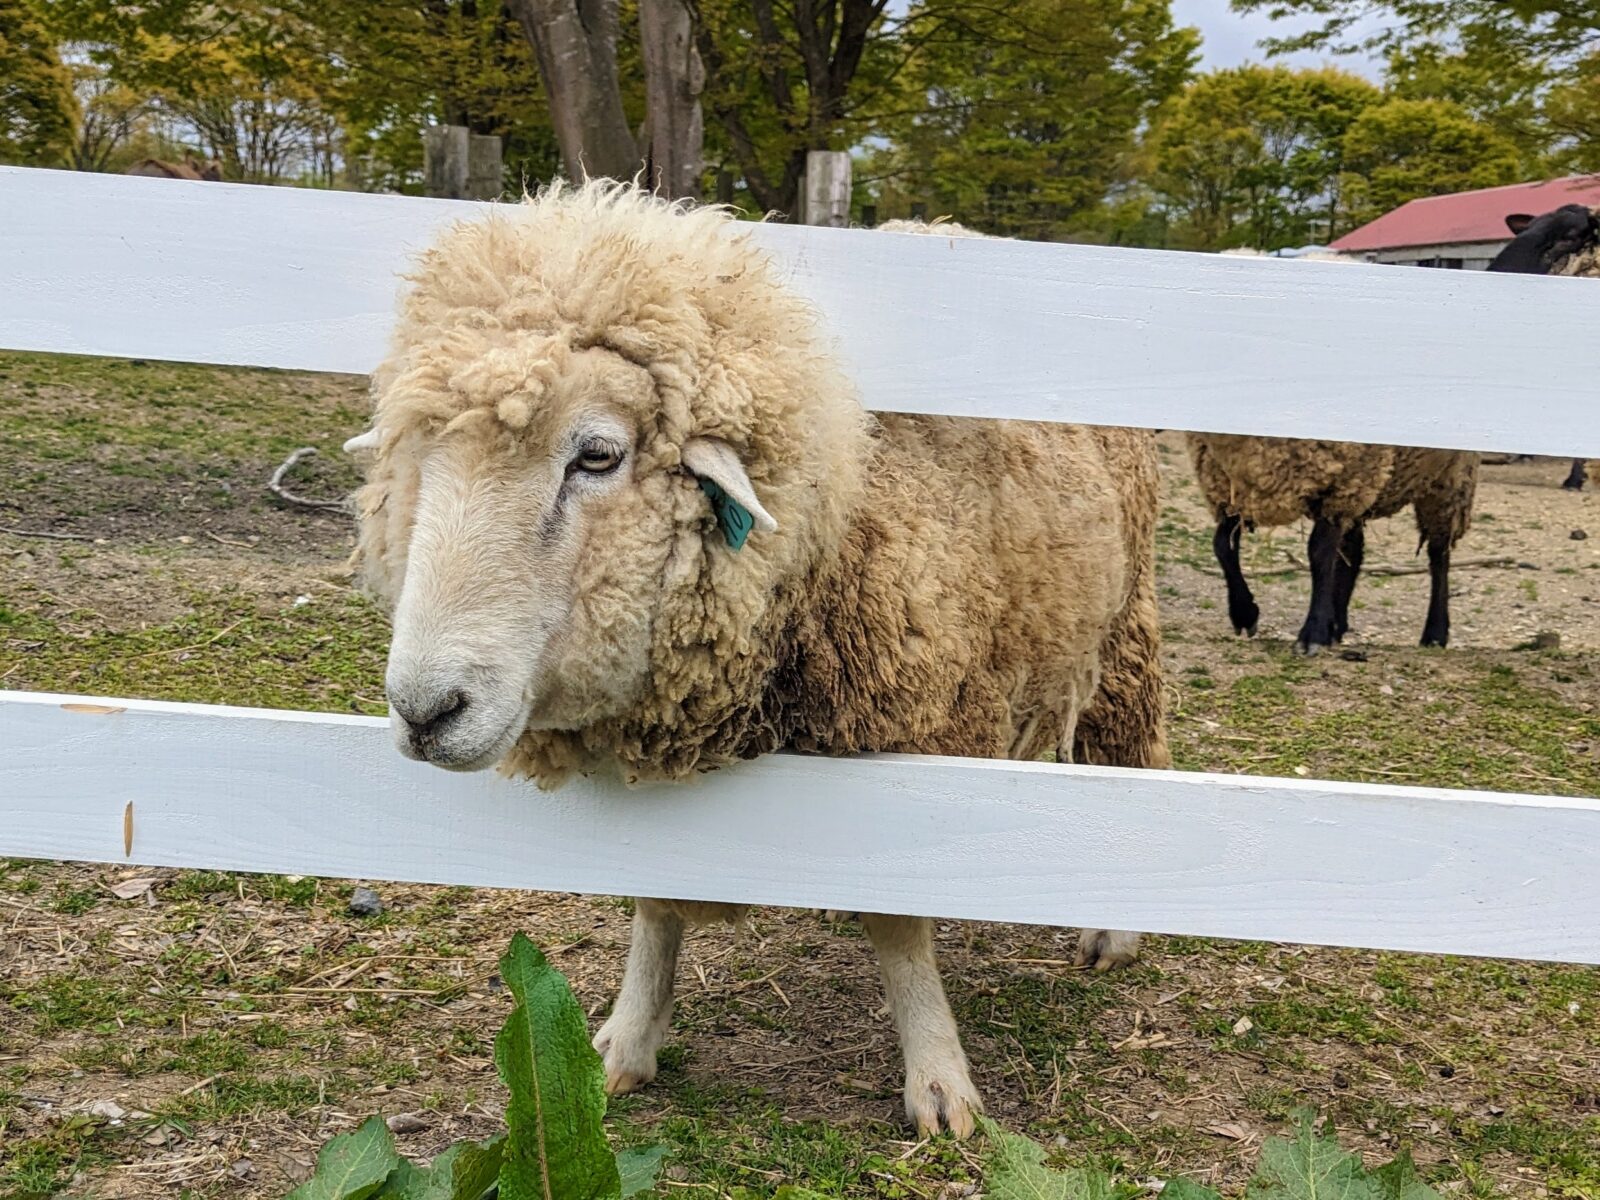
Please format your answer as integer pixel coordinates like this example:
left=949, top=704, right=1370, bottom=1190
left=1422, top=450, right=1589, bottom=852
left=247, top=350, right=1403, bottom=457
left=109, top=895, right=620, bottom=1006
left=800, top=150, right=850, bottom=227
left=422, top=125, right=469, bottom=199
left=910, top=201, right=928, bottom=221
left=860, top=204, right=877, bottom=228
left=467, top=134, right=504, bottom=200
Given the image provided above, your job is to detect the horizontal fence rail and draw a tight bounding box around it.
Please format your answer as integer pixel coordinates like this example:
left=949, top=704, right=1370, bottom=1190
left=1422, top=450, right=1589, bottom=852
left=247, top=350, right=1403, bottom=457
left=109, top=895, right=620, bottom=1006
left=3, top=166, right=1600, bottom=458
left=4, top=692, right=1599, bottom=965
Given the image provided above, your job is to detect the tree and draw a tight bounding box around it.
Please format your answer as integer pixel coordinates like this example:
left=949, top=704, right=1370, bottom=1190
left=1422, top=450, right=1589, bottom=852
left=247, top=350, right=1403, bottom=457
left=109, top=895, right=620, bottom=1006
left=1339, top=96, right=1523, bottom=224
left=692, top=0, right=898, bottom=216
left=1146, top=65, right=1379, bottom=250
left=867, top=0, right=1198, bottom=240
left=506, top=0, right=642, bottom=181
left=0, top=0, right=79, bottom=167
left=1232, top=0, right=1600, bottom=69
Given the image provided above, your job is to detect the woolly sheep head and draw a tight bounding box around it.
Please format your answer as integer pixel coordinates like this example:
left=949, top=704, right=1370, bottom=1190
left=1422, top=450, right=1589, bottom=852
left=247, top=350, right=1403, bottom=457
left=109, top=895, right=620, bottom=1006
left=349, top=182, right=869, bottom=776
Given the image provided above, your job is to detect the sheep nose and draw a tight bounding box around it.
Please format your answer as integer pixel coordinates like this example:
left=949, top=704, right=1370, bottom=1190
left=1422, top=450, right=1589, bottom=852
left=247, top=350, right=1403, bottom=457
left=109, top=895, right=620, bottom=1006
left=392, top=688, right=468, bottom=741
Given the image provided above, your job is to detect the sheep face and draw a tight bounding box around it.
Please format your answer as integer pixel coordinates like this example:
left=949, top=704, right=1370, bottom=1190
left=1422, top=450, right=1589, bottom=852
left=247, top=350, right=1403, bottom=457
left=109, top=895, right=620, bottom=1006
left=350, top=181, right=871, bottom=783
left=378, top=343, right=785, bottom=772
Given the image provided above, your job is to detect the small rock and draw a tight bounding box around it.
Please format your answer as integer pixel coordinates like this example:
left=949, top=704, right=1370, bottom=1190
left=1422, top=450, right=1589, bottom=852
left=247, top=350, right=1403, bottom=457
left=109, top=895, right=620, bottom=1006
left=1517, top=561, right=1539, bottom=570
left=1379, top=683, right=1395, bottom=696
left=293, top=594, right=312, bottom=607
left=231, top=1159, right=255, bottom=1180
left=1572, top=529, right=1589, bottom=541
left=1232, top=1015, right=1254, bottom=1036
left=1339, top=649, right=1368, bottom=662
left=487, top=973, right=504, bottom=993
left=1332, top=1070, right=1349, bottom=1089
left=1533, top=631, right=1561, bottom=651
left=385, top=1112, right=430, bottom=1134
left=348, top=887, right=385, bottom=917
left=1439, top=1064, right=1455, bottom=1079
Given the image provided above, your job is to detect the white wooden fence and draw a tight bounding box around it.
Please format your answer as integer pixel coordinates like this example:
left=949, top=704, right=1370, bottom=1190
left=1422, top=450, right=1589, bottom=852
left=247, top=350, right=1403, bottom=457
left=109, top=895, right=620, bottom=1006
left=2, top=165, right=1599, bottom=965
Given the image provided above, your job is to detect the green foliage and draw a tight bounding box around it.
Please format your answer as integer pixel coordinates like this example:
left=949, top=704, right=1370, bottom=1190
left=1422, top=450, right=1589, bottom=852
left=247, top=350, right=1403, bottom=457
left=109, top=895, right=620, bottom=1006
left=868, top=0, right=1198, bottom=240
left=289, top=932, right=659, bottom=1200
left=1338, top=96, right=1522, bottom=224
left=979, top=1114, right=1444, bottom=1200
left=496, top=932, right=622, bottom=1200
left=0, top=0, right=79, bottom=167
left=288, top=1117, right=402, bottom=1200
left=977, top=1119, right=1118, bottom=1200
left=1147, top=65, right=1380, bottom=249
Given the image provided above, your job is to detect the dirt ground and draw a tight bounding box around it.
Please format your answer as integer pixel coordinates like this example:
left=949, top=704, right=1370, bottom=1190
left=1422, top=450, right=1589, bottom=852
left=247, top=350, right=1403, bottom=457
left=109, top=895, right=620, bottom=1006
left=1, top=353, right=1596, bottom=1199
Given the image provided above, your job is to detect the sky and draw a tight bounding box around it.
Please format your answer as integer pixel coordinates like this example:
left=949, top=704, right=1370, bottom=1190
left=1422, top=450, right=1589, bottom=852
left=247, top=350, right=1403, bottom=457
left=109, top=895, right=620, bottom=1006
left=1169, top=0, right=1385, bottom=77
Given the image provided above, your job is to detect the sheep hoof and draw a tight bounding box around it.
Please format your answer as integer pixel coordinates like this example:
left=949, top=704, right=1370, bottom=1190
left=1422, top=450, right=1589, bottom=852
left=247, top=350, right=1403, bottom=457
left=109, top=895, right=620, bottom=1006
left=593, top=1018, right=662, bottom=1096
left=1075, top=928, right=1141, bottom=971
left=1233, top=619, right=1259, bottom=638
left=904, top=1064, right=984, bottom=1138
left=1293, top=639, right=1323, bottom=657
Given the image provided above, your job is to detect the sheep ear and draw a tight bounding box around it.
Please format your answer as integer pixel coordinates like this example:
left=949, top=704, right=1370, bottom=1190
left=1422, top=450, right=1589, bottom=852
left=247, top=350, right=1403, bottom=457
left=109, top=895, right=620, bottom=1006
left=1505, top=213, right=1535, bottom=235
left=681, top=436, right=778, bottom=549
left=343, top=428, right=381, bottom=455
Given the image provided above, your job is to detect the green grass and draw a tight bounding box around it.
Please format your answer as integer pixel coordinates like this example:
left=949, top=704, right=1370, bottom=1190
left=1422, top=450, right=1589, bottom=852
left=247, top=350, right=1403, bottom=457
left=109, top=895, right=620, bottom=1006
left=1, top=586, right=387, bottom=714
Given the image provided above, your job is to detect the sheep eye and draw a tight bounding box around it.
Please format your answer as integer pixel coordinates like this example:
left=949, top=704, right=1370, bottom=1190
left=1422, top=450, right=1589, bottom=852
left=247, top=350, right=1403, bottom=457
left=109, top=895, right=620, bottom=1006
left=571, top=443, right=623, bottom=475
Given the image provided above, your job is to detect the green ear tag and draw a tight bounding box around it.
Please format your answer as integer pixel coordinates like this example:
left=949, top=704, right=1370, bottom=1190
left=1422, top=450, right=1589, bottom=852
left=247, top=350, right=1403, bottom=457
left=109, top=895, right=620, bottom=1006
left=699, top=478, right=755, bottom=551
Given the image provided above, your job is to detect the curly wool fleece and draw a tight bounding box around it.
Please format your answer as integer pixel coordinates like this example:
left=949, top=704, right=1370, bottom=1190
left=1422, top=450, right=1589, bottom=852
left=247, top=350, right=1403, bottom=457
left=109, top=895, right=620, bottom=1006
left=352, top=181, right=1169, bottom=787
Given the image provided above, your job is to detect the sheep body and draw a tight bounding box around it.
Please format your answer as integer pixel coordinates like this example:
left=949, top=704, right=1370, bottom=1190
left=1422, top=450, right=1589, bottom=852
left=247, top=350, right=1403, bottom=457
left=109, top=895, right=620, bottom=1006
left=352, top=183, right=1168, bottom=1136
left=1187, top=432, right=1477, bottom=650
left=1187, top=253, right=1477, bottom=650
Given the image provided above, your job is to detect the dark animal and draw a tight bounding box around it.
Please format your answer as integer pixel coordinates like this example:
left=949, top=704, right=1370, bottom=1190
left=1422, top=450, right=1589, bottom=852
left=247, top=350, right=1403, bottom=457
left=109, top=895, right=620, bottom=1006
left=1486, top=205, right=1598, bottom=490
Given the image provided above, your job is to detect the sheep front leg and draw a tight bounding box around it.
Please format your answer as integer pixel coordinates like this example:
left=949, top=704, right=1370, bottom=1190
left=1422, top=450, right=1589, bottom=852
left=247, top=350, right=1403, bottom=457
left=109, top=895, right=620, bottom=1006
left=1213, top=514, right=1259, bottom=636
left=1563, top=458, right=1587, bottom=490
left=1294, top=516, right=1343, bottom=655
left=861, top=913, right=983, bottom=1138
left=1331, top=521, right=1365, bottom=643
left=1420, top=533, right=1452, bottom=648
left=594, top=898, right=684, bottom=1095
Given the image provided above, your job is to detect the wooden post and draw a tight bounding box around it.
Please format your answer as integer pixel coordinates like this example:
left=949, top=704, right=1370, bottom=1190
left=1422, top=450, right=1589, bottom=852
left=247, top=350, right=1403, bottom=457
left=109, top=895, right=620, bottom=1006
left=716, top=170, right=734, bottom=205
left=422, top=125, right=469, bottom=199
left=467, top=134, right=504, bottom=200
left=910, top=202, right=928, bottom=221
left=860, top=204, right=877, bottom=228
left=800, top=150, right=850, bottom=227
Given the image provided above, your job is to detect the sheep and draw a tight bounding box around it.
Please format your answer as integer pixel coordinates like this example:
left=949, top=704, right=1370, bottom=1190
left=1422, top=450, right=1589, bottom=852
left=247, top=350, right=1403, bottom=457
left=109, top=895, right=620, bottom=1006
left=1486, top=205, right=1599, bottom=491
left=346, top=181, right=1169, bottom=1137
left=1189, top=250, right=1477, bottom=653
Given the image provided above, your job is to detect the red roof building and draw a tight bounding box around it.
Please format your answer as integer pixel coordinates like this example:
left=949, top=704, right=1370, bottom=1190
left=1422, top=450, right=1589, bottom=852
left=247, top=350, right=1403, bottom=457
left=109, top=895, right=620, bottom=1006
left=1330, top=175, right=1600, bottom=269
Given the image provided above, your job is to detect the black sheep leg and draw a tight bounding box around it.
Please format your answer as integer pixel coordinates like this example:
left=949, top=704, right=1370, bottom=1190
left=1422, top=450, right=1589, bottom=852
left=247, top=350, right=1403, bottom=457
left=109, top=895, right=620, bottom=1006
left=1294, top=517, right=1342, bottom=655
left=1562, top=458, right=1587, bottom=490
left=1331, top=522, right=1365, bottom=643
left=1213, top=514, right=1259, bottom=636
left=1421, top=534, right=1452, bottom=647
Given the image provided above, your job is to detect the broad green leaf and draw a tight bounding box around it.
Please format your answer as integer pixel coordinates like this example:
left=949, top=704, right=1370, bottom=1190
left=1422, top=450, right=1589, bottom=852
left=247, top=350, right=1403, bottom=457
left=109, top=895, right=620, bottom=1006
left=616, top=1146, right=669, bottom=1198
left=495, top=932, right=621, bottom=1200
left=1370, top=1152, right=1442, bottom=1200
left=289, top=1116, right=403, bottom=1200
left=978, top=1119, right=1117, bottom=1200
left=1162, top=1179, right=1225, bottom=1200
left=373, top=1136, right=505, bottom=1199
left=1246, top=1116, right=1379, bottom=1200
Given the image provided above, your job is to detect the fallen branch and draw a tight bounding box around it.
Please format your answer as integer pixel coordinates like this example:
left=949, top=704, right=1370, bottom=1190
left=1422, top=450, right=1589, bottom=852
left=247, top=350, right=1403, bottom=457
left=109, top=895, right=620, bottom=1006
left=0, top=526, right=94, bottom=542
left=266, top=447, right=351, bottom=513
left=1364, top=555, right=1518, bottom=577
left=1192, top=554, right=1520, bottom=580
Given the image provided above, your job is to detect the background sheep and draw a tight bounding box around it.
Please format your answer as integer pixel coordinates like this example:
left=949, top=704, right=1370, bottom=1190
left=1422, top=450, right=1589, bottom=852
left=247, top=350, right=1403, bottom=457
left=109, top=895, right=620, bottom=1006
left=1486, top=204, right=1599, bottom=491
left=348, top=182, right=1169, bottom=1137
left=1189, top=253, right=1478, bottom=652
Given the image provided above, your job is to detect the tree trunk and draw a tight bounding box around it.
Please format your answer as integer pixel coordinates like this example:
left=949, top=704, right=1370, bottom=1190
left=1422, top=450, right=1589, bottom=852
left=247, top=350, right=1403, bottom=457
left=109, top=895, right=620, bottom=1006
left=507, top=0, right=639, bottom=181
left=639, top=0, right=704, bottom=199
